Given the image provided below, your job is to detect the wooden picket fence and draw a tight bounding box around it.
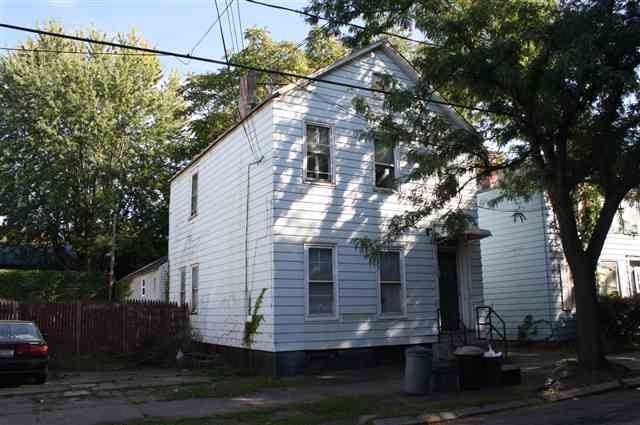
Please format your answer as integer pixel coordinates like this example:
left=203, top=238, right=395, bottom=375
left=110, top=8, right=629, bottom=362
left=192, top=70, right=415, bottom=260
left=0, top=300, right=190, bottom=355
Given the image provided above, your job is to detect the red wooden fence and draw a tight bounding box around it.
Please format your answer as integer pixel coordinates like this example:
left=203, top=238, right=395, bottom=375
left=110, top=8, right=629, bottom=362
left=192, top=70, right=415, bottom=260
left=0, top=300, right=190, bottom=355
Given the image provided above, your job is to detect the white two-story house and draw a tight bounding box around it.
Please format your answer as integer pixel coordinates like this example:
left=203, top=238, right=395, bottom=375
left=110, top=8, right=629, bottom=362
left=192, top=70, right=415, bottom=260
left=478, top=189, right=640, bottom=341
left=168, top=41, right=487, bottom=375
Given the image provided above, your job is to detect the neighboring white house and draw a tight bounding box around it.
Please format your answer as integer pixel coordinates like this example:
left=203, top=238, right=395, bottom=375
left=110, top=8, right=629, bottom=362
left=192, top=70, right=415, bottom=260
left=477, top=189, right=640, bottom=340
left=168, top=41, right=488, bottom=374
left=121, top=257, right=168, bottom=302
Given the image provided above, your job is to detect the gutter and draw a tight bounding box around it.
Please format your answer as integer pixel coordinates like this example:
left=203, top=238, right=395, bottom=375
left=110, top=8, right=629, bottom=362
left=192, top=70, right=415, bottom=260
left=170, top=93, right=279, bottom=183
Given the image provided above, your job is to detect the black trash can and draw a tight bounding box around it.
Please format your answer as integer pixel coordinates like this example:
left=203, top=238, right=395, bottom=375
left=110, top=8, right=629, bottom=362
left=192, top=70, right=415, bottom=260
left=454, top=346, right=485, bottom=390
left=483, top=354, right=503, bottom=387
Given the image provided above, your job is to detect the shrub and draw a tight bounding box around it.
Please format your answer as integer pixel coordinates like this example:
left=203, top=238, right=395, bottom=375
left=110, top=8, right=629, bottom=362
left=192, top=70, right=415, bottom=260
left=517, top=315, right=538, bottom=342
left=0, top=269, right=107, bottom=302
left=598, top=294, right=640, bottom=348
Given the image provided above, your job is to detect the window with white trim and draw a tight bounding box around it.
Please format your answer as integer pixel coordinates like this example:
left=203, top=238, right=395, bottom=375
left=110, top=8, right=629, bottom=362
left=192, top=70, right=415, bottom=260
left=179, top=267, right=186, bottom=306
left=191, top=264, right=199, bottom=314
left=379, top=251, right=403, bottom=315
left=190, top=173, right=198, bottom=218
left=141, top=279, right=146, bottom=297
left=372, top=72, right=389, bottom=92
left=374, top=139, right=396, bottom=189
left=305, top=124, right=332, bottom=182
left=597, top=261, right=620, bottom=296
left=306, top=246, right=336, bottom=317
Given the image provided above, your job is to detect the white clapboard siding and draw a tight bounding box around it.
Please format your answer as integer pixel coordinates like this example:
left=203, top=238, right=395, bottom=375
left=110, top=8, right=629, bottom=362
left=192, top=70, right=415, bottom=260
left=168, top=104, right=275, bottom=351
left=126, top=262, right=168, bottom=302
left=480, top=189, right=640, bottom=340
left=477, top=190, right=554, bottom=339
left=270, top=48, right=443, bottom=352
left=546, top=198, right=640, bottom=307
left=168, top=42, right=485, bottom=353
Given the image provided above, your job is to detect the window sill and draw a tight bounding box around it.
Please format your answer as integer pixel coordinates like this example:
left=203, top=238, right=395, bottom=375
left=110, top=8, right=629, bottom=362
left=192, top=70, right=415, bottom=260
left=376, top=313, right=407, bottom=320
left=304, top=314, right=340, bottom=322
left=189, top=214, right=198, bottom=222
left=374, top=186, right=397, bottom=194
left=304, top=179, right=336, bottom=187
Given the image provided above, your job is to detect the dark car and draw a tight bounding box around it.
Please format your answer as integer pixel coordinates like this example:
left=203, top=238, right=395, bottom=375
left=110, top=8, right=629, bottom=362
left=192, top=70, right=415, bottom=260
left=0, top=321, right=49, bottom=384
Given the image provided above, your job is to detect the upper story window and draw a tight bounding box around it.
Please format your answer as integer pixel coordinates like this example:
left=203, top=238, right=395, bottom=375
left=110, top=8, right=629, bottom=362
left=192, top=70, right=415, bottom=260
left=374, top=139, right=396, bottom=189
left=179, top=267, right=187, bottom=306
left=305, top=124, right=332, bottom=183
left=190, top=173, right=198, bottom=218
left=306, top=245, right=337, bottom=318
left=372, top=72, right=389, bottom=92
left=191, top=264, right=199, bottom=315
left=141, top=279, right=146, bottom=297
left=379, top=251, right=404, bottom=315
left=597, top=260, right=620, bottom=296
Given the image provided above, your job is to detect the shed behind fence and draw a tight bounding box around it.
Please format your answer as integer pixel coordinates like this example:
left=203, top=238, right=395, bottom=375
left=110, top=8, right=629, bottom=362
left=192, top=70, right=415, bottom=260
left=0, top=300, right=189, bottom=356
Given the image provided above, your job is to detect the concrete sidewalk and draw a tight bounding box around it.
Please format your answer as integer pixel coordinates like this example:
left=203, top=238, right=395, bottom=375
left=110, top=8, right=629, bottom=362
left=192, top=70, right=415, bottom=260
left=0, top=376, right=405, bottom=425
left=3, top=349, right=634, bottom=425
left=0, top=369, right=211, bottom=398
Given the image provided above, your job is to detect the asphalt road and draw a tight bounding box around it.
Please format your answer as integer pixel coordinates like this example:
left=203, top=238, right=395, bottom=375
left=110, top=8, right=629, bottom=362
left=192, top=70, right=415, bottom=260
left=449, top=389, right=640, bottom=425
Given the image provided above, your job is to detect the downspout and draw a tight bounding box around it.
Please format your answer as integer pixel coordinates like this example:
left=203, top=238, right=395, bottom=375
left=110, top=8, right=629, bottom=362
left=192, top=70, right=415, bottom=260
left=245, top=156, right=264, bottom=319
left=540, top=193, right=556, bottom=338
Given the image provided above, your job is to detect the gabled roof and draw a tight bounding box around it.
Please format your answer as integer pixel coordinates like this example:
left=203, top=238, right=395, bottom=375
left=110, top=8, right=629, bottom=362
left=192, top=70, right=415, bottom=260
left=119, top=256, right=167, bottom=282
left=171, top=40, right=471, bottom=182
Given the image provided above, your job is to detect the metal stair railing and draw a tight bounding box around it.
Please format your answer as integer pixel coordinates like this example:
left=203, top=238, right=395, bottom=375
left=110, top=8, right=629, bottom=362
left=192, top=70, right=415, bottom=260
left=436, top=308, right=468, bottom=349
left=475, top=306, right=508, bottom=357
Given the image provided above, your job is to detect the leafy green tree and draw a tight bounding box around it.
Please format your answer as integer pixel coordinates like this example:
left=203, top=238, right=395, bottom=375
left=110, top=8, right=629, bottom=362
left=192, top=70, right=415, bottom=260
left=181, top=27, right=348, bottom=156
left=0, top=22, right=187, bottom=277
left=307, top=0, right=640, bottom=372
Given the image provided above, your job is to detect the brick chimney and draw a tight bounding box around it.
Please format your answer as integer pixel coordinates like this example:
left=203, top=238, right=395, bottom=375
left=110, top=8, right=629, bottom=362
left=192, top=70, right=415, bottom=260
left=239, top=70, right=257, bottom=118
left=478, top=151, right=500, bottom=190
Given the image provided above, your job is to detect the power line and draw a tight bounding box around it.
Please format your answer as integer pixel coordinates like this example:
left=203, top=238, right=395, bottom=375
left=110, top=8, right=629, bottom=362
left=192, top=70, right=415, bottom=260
left=0, top=22, right=503, bottom=115
left=0, top=46, right=158, bottom=56
left=189, top=0, right=234, bottom=56
left=213, top=0, right=231, bottom=64
left=213, top=0, right=257, bottom=155
left=222, top=0, right=239, bottom=54
left=235, top=0, right=245, bottom=50
left=244, top=0, right=436, bottom=47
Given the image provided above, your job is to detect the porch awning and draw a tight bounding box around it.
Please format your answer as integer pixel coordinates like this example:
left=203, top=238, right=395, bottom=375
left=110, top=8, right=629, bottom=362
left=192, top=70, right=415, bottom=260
left=463, top=227, right=492, bottom=240
left=431, top=222, right=492, bottom=242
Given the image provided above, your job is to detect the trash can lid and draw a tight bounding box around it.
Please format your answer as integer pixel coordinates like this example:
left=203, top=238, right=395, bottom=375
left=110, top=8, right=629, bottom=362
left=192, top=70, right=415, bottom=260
left=454, top=345, right=484, bottom=356
left=405, top=346, right=433, bottom=356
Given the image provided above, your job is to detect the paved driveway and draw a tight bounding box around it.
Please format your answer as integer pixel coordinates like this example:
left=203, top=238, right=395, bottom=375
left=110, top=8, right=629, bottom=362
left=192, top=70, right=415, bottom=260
left=448, top=389, right=640, bottom=425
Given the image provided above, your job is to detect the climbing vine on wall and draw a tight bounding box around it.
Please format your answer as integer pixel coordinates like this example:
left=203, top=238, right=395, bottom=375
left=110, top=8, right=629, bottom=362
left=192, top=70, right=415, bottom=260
left=243, top=288, right=267, bottom=347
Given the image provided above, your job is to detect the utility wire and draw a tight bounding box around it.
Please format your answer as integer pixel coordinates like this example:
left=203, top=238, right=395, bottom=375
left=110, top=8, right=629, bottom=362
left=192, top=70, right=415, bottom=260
left=214, top=0, right=231, bottom=64
left=214, top=0, right=259, bottom=156
left=244, top=0, right=436, bottom=47
left=235, top=0, right=245, bottom=50
left=0, top=22, right=504, bottom=115
left=223, top=0, right=240, bottom=54
left=0, top=46, right=158, bottom=56
left=189, top=0, right=235, bottom=56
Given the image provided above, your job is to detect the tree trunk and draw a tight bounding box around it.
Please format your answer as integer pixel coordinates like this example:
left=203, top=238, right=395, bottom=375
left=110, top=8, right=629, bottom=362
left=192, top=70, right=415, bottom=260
left=567, top=254, right=605, bottom=373
left=108, top=211, right=117, bottom=301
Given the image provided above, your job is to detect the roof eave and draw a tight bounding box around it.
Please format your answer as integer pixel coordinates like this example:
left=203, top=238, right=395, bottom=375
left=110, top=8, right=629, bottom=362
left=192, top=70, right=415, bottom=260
left=170, top=92, right=279, bottom=182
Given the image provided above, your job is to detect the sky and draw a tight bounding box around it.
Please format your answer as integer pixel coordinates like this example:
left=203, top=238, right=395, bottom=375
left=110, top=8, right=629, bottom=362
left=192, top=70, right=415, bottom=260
left=0, top=0, right=313, bottom=76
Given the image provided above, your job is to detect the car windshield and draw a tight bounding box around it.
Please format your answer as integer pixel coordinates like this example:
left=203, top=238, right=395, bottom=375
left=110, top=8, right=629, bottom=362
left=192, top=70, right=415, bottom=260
left=0, top=323, right=41, bottom=342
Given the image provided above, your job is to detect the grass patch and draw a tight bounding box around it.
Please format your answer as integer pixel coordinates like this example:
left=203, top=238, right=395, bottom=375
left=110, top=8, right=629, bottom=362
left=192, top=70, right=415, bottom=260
left=126, top=385, right=540, bottom=425
left=50, top=353, right=132, bottom=371
left=155, top=376, right=298, bottom=400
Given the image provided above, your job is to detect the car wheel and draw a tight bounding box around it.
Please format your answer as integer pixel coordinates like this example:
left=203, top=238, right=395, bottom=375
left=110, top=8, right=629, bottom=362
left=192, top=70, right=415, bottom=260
left=34, top=368, right=48, bottom=384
